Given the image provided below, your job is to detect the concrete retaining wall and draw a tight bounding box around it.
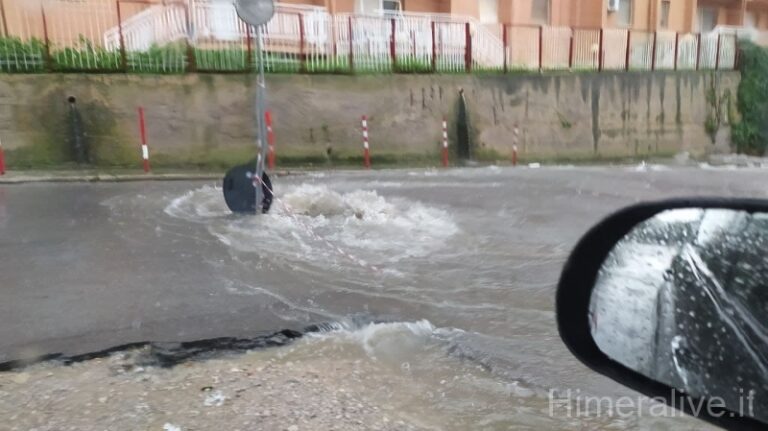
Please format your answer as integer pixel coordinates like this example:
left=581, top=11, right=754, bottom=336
left=0, top=71, right=739, bottom=168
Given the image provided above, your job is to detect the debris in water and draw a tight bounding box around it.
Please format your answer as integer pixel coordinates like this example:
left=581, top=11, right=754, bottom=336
left=203, top=390, right=226, bottom=407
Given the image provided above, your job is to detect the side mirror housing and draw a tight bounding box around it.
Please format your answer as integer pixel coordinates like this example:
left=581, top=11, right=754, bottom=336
left=557, top=198, right=768, bottom=430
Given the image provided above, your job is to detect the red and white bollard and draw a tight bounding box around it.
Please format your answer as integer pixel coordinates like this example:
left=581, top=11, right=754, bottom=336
left=361, top=115, right=371, bottom=169
left=512, top=145, right=518, bottom=167
left=0, top=186, right=6, bottom=228
left=512, top=124, right=519, bottom=167
left=442, top=117, right=449, bottom=167
left=0, top=137, right=5, bottom=175
left=138, top=107, right=150, bottom=173
left=265, top=110, right=276, bottom=170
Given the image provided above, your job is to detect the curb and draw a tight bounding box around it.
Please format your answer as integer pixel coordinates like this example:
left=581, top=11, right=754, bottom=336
left=0, top=174, right=221, bottom=184
left=0, top=170, right=301, bottom=184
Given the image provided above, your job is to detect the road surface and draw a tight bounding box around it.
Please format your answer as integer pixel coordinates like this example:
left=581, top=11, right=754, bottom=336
left=1, top=164, right=764, bottom=429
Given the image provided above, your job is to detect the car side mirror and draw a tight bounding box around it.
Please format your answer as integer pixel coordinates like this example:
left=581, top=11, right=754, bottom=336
left=556, top=198, right=768, bottom=430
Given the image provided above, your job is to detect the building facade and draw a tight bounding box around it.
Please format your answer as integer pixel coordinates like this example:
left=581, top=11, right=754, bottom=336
left=0, top=0, right=764, bottom=55
left=281, top=0, right=768, bottom=32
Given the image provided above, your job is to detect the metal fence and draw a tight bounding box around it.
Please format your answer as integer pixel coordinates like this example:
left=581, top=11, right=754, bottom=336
left=0, top=0, right=741, bottom=74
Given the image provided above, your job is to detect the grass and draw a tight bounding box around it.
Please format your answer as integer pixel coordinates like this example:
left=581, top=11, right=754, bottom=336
left=394, top=58, right=433, bottom=73
left=0, top=36, right=490, bottom=75
left=195, top=48, right=249, bottom=72
left=127, top=44, right=187, bottom=74
left=0, top=37, right=46, bottom=72
left=0, top=36, right=188, bottom=74
left=261, top=53, right=301, bottom=74
left=305, top=60, right=352, bottom=74
left=50, top=35, right=122, bottom=71
left=52, top=48, right=122, bottom=71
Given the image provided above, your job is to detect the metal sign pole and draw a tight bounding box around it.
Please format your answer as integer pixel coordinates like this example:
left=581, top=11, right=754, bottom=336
left=226, top=0, right=275, bottom=215
left=254, top=25, right=268, bottom=214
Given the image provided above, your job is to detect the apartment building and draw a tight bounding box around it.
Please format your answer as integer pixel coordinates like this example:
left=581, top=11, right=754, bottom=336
left=281, top=0, right=768, bottom=32
left=0, top=0, right=763, bottom=56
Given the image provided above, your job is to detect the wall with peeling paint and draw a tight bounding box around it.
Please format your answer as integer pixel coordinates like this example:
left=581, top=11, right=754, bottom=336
left=0, top=72, right=739, bottom=168
left=470, top=71, right=739, bottom=160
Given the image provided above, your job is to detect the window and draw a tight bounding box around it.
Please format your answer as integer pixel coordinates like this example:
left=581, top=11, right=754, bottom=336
left=698, top=7, right=716, bottom=32
left=617, top=0, right=632, bottom=27
left=357, top=0, right=378, bottom=14
left=479, top=0, right=499, bottom=23
left=382, top=0, right=401, bottom=12
left=660, top=0, right=670, bottom=29
left=531, top=0, right=549, bottom=24
left=745, top=11, right=757, bottom=28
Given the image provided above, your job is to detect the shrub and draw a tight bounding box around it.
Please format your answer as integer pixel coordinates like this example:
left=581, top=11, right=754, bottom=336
left=733, top=42, right=768, bottom=155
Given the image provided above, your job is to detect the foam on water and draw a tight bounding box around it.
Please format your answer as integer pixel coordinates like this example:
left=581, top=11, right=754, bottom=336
left=164, top=183, right=459, bottom=268
left=307, top=319, right=441, bottom=359
left=164, top=185, right=231, bottom=221
left=631, top=162, right=670, bottom=172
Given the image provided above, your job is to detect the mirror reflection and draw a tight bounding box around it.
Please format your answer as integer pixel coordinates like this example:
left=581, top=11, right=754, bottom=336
left=590, top=208, right=768, bottom=423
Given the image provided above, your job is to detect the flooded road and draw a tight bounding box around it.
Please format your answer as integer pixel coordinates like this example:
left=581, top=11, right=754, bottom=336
left=2, top=165, right=766, bottom=429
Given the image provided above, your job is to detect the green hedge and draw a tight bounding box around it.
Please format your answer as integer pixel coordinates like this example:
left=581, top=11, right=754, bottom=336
left=733, top=42, right=768, bottom=156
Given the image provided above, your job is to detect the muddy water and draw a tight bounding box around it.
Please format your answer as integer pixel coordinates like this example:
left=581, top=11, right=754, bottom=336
left=3, top=166, right=766, bottom=428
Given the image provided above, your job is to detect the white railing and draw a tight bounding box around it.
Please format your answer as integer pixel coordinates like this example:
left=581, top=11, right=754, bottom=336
left=629, top=31, right=654, bottom=70
left=541, top=26, right=571, bottom=70
left=572, top=29, right=600, bottom=69
left=699, top=32, right=719, bottom=69
left=717, top=33, right=737, bottom=69
left=676, top=33, right=699, bottom=69
left=473, top=22, right=504, bottom=69
left=654, top=30, right=677, bottom=69
left=714, top=25, right=760, bottom=41
left=99, top=0, right=743, bottom=72
left=507, top=26, right=538, bottom=69
left=104, top=5, right=188, bottom=51
left=193, top=1, right=243, bottom=41
left=393, top=13, right=433, bottom=70
left=602, top=28, right=628, bottom=70
left=2, top=0, right=741, bottom=73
